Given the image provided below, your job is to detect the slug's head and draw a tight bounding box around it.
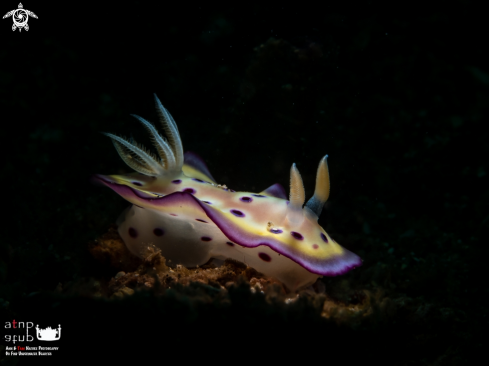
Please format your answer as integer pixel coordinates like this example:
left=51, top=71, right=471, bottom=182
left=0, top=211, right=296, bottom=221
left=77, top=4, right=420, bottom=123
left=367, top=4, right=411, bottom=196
left=269, top=155, right=360, bottom=277
left=285, top=155, right=330, bottom=226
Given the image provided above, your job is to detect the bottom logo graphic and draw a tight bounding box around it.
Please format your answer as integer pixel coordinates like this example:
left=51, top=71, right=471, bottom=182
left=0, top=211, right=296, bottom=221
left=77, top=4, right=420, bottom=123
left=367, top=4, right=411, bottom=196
left=36, top=324, right=62, bottom=341
left=4, top=320, right=62, bottom=357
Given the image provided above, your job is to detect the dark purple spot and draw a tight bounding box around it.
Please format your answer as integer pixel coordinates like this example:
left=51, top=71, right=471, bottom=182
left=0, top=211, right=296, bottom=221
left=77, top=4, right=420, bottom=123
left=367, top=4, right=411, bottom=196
left=132, top=181, right=142, bottom=186
left=240, top=196, right=253, bottom=203
left=270, top=228, right=283, bottom=234
left=202, top=201, right=212, bottom=205
left=172, top=179, right=182, bottom=184
left=320, top=233, right=329, bottom=243
left=192, top=178, right=205, bottom=183
left=170, top=213, right=178, bottom=216
left=201, top=236, right=212, bottom=242
left=230, top=189, right=236, bottom=192
left=286, top=201, right=290, bottom=205
left=291, top=231, right=304, bottom=240
left=312, top=244, right=319, bottom=249
left=196, top=219, right=208, bottom=223
left=252, top=194, right=266, bottom=198
left=258, top=253, right=271, bottom=262
left=230, top=209, right=245, bottom=217
left=183, top=188, right=196, bottom=194
left=128, top=227, right=138, bottom=238
left=226, top=241, right=235, bottom=246
left=153, top=228, right=164, bottom=236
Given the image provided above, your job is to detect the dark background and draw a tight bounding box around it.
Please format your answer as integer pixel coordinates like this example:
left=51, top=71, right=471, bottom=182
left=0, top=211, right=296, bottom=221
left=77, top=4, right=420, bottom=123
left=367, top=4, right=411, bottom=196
left=0, top=2, right=487, bottom=364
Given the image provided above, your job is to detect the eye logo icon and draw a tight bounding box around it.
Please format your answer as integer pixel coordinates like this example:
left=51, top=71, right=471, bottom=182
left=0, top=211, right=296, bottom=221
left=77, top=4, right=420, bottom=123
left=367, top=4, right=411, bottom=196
left=3, top=3, right=38, bottom=32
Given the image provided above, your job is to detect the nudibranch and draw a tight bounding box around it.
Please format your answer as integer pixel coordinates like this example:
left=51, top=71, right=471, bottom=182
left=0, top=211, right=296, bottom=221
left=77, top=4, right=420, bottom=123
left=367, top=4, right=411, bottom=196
left=93, top=95, right=362, bottom=292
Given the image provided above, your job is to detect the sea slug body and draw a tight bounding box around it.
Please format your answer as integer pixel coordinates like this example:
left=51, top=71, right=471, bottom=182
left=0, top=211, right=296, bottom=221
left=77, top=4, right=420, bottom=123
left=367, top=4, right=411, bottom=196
left=93, top=94, right=362, bottom=291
